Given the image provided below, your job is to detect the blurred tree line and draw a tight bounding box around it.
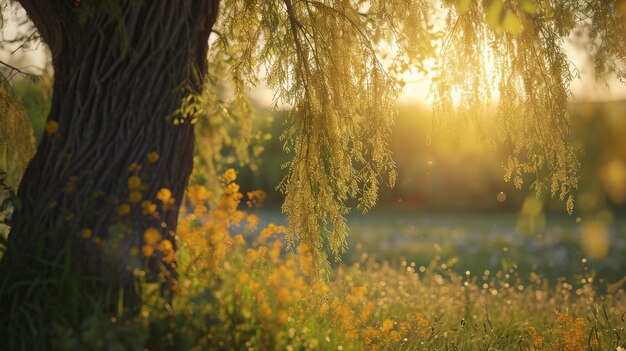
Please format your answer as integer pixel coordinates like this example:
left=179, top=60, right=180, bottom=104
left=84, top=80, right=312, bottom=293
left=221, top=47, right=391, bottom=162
left=14, top=77, right=626, bottom=214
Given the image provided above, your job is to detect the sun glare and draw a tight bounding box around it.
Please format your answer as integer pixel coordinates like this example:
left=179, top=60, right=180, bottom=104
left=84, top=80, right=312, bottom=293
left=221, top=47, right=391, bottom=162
left=398, top=36, right=626, bottom=106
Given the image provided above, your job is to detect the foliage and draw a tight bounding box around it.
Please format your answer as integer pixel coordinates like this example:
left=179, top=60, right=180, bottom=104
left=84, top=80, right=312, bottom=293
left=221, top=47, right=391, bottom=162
left=0, top=171, right=14, bottom=248
left=11, top=72, right=52, bottom=144
left=211, top=0, right=437, bottom=275
left=0, top=77, right=35, bottom=191
left=433, top=0, right=626, bottom=216
left=185, top=63, right=271, bottom=203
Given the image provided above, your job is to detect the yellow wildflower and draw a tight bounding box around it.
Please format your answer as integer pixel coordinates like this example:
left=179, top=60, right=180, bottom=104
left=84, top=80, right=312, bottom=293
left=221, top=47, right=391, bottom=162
left=81, top=228, right=92, bottom=239
left=389, top=331, right=401, bottom=341
left=277, top=310, right=288, bottom=324
left=225, top=182, right=240, bottom=196
left=574, top=317, right=585, bottom=328
left=257, top=245, right=267, bottom=259
left=414, top=313, right=429, bottom=328
left=147, top=151, right=160, bottom=163
left=233, top=234, right=245, bottom=246
left=278, top=287, right=292, bottom=303
left=295, top=276, right=305, bottom=290
left=157, top=188, right=171, bottom=201
left=141, top=200, right=157, bottom=215
left=186, top=185, right=211, bottom=205
left=237, top=271, right=250, bottom=283
left=529, top=327, right=543, bottom=349
left=262, top=305, right=272, bottom=319
left=162, top=248, right=176, bottom=263
left=246, top=213, right=259, bottom=230
left=127, top=176, right=141, bottom=190
left=158, top=239, right=173, bottom=252
left=118, top=204, right=131, bottom=216
left=245, top=249, right=258, bottom=267
left=142, top=245, right=154, bottom=257
left=256, top=291, right=267, bottom=304
left=359, top=302, right=375, bottom=323
left=193, top=204, right=207, bottom=217
left=553, top=314, right=586, bottom=350
left=259, top=223, right=287, bottom=242
left=556, top=314, right=572, bottom=326
left=45, top=120, right=59, bottom=135
left=246, top=190, right=267, bottom=208
left=157, top=188, right=172, bottom=203
left=129, top=191, right=142, bottom=203
left=249, top=281, right=261, bottom=291
left=312, top=282, right=330, bottom=294
left=222, top=168, right=237, bottom=183
left=269, top=240, right=282, bottom=262
left=382, top=319, right=394, bottom=332
left=333, top=304, right=353, bottom=329
left=212, top=210, right=228, bottom=221
left=363, top=327, right=383, bottom=344
left=348, top=286, right=368, bottom=303
left=247, top=248, right=257, bottom=259
left=144, top=227, right=161, bottom=245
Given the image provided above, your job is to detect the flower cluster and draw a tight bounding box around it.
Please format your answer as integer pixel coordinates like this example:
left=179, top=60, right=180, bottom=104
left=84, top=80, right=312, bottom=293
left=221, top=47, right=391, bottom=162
left=163, top=169, right=626, bottom=350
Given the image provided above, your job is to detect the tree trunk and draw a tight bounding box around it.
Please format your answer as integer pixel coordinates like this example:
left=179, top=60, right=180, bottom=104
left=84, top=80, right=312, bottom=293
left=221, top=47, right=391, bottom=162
left=2, top=0, right=220, bottom=296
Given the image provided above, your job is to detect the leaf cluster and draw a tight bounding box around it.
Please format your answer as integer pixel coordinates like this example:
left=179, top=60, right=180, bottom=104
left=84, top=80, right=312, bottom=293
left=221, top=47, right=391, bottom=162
left=433, top=0, right=626, bottom=214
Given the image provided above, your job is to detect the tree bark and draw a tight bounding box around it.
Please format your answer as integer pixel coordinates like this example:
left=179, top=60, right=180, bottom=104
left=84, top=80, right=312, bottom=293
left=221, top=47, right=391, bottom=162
left=2, top=0, right=220, bottom=297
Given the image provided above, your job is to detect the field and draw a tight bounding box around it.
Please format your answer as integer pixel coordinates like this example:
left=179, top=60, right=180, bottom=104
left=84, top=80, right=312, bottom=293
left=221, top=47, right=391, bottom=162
left=258, top=209, right=626, bottom=286
left=23, top=173, right=621, bottom=351
left=345, top=211, right=626, bottom=285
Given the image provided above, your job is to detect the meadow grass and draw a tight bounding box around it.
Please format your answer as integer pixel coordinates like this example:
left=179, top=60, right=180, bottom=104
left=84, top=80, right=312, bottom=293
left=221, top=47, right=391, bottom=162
left=2, top=170, right=626, bottom=350
left=342, top=211, right=626, bottom=287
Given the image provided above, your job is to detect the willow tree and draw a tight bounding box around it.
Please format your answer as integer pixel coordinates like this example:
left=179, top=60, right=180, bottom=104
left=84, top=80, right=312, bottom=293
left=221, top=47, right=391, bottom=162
left=1, top=0, right=625, bottom=307
left=0, top=0, right=435, bottom=294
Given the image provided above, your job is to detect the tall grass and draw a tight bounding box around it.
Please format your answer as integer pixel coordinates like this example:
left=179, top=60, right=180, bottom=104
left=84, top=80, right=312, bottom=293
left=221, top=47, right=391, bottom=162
left=1, top=170, right=625, bottom=350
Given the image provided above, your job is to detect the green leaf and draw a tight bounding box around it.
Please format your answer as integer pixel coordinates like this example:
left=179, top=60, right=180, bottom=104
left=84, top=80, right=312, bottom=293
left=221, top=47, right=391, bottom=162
left=486, top=0, right=503, bottom=28
left=519, top=0, right=536, bottom=14
left=455, top=0, right=471, bottom=14
left=503, top=12, right=522, bottom=34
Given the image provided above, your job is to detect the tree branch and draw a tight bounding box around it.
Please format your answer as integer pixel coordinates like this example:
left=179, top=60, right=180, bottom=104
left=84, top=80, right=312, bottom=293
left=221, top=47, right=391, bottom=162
left=0, top=60, right=39, bottom=79
left=16, top=0, right=73, bottom=58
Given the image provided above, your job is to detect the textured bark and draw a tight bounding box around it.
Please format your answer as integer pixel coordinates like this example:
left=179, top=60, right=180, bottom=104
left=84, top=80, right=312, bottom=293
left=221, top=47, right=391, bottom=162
left=2, top=0, right=220, bottom=295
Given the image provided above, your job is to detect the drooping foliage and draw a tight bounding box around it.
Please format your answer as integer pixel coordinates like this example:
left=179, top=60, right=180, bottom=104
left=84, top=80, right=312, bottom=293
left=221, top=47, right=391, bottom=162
left=173, top=56, right=258, bottom=196
left=211, top=0, right=437, bottom=274
left=0, top=77, right=35, bottom=190
left=433, top=0, right=626, bottom=214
